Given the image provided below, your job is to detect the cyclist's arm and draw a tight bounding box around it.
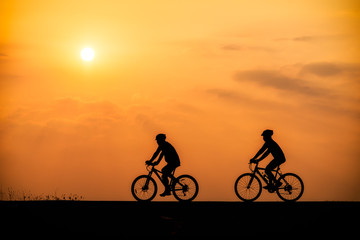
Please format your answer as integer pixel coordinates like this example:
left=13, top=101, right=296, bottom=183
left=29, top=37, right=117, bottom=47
left=257, top=149, right=270, bottom=161
left=149, top=147, right=161, bottom=162
left=252, top=143, right=268, bottom=160
left=154, top=152, right=164, bottom=164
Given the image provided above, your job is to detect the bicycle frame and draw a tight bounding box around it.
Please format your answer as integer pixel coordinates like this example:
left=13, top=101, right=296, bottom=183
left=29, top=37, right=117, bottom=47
left=145, top=164, right=177, bottom=189
left=249, top=162, right=282, bottom=185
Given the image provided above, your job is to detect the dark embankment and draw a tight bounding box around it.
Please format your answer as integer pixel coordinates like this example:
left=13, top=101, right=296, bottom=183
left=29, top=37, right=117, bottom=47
left=1, top=201, right=358, bottom=237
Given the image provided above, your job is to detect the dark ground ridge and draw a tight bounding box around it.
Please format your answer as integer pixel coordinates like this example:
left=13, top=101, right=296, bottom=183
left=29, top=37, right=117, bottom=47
left=1, top=201, right=358, bottom=237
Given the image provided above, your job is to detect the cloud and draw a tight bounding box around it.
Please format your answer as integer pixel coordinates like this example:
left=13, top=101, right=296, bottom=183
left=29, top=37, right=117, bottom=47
left=206, top=88, right=290, bottom=113
left=293, top=35, right=328, bottom=42
left=224, top=63, right=360, bottom=119
left=222, top=44, right=244, bottom=51
left=51, top=97, right=122, bottom=119
left=301, top=62, right=360, bottom=78
left=301, top=62, right=343, bottom=76
left=2, top=97, right=204, bottom=150
left=207, top=88, right=262, bottom=104
left=220, top=43, right=275, bottom=53
left=0, top=98, right=155, bottom=197
left=293, top=36, right=318, bottom=42
left=207, top=88, right=242, bottom=99
left=2, top=98, right=128, bottom=147
left=221, top=44, right=272, bottom=52
left=276, top=34, right=346, bottom=42
left=234, top=69, right=327, bottom=96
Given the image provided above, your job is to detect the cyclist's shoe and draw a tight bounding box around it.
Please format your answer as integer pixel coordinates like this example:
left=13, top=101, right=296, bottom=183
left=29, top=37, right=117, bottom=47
left=160, top=189, right=171, bottom=197
left=263, top=184, right=272, bottom=190
left=264, top=184, right=277, bottom=193
left=275, top=180, right=283, bottom=188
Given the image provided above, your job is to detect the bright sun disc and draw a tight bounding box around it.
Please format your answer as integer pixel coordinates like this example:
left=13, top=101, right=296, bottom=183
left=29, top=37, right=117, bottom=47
left=81, top=47, right=95, bottom=61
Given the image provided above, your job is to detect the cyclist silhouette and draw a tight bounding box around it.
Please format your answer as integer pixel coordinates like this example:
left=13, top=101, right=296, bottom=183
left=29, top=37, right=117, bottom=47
left=146, top=134, right=180, bottom=197
left=250, top=130, right=286, bottom=189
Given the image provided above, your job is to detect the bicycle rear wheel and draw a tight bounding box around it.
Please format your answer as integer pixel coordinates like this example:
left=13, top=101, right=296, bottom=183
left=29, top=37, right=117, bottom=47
left=235, top=173, right=262, bottom=202
left=276, top=173, right=304, bottom=202
left=172, top=175, right=199, bottom=201
left=131, top=175, right=157, bottom=201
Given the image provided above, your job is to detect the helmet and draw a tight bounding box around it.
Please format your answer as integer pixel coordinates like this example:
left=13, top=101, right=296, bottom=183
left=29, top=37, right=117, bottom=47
left=261, top=129, right=273, bottom=137
left=155, top=133, right=166, bottom=141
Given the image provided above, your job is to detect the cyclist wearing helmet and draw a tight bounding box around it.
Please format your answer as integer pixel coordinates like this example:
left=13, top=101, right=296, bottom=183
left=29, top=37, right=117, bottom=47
left=250, top=129, right=286, bottom=189
left=146, top=134, right=180, bottom=196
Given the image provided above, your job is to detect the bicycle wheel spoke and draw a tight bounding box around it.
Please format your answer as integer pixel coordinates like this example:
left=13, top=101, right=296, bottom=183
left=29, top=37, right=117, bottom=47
left=131, top=176, right=157, bottom=201
left=172, top=175, right=198, bottom=201
left=235, top=174, right=261, bottom=202
left=276, top=173, right=304, bottom=201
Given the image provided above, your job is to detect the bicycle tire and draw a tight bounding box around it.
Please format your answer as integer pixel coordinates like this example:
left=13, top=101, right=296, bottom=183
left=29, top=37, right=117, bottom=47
left=235, top=173, right=262, bottom=202
left=131, top=175, right=157, bottom=201
left=172, top=174, right=199, bottom=202
left=276, top=173, right=304, bottom=202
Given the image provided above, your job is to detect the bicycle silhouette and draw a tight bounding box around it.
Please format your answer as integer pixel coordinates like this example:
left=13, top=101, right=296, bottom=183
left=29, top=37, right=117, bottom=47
left=235, top=161, right=304, bottom=202
left=131, top=163, right=199, bottom=201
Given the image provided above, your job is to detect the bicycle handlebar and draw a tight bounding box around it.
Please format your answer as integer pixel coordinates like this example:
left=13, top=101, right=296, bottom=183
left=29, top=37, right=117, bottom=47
left=145, top=163, right=154, bottom=172
left=145, top=161, right=161, bottom=172
left=248, top=161, right=259, bottom=172
left=145, top=162, right=159, bottom=167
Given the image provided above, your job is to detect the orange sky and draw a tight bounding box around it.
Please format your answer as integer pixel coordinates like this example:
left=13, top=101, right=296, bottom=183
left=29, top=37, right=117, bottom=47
left=1, top=0, right=359, bottom=201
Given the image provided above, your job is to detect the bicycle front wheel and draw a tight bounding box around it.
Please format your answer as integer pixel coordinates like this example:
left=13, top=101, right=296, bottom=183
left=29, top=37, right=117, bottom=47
left=235, top=173, right=262, bottom=202
left=172, top=175, right=199, bottom=201
left=276, top=173, right=304, bottom=202
left=131, top=175, right=157, bottom=201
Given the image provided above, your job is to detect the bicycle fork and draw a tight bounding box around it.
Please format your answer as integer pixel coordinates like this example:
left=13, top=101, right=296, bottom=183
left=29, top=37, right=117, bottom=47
left=143, top=172, right=154, bottom=190
left=247, top=173, right=256, bottom=188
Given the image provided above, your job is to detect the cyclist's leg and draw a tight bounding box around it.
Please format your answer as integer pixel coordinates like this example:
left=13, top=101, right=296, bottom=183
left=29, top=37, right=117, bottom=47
left=265, top=159, right=279, bottom=185
left=160, top=164, right=175, bottom=195
left=161, top=165, right=171, bottom=187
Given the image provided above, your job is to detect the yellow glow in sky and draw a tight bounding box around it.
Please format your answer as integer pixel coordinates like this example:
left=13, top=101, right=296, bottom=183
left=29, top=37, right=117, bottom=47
left=81, top=47, right=95, bottom=61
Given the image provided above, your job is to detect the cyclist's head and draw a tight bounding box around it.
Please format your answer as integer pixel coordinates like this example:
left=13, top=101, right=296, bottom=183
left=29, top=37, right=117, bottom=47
left=155, top=133, right=166, bottom=143
left=261, top=129, right=273, bottom=140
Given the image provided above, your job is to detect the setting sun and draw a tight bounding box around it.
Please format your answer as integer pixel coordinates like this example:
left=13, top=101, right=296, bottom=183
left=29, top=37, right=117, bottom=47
left=81, top=47, right=95, bottom=61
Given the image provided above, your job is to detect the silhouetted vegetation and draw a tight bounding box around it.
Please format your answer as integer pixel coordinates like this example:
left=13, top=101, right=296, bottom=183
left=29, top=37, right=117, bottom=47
left=0, top=187, right=84, bottom=201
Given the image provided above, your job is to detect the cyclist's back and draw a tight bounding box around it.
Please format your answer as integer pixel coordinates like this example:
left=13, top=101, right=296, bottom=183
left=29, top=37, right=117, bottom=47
left=263, top=138, right=286, bottom=163
left=159, top=141, right=180, bottom=167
